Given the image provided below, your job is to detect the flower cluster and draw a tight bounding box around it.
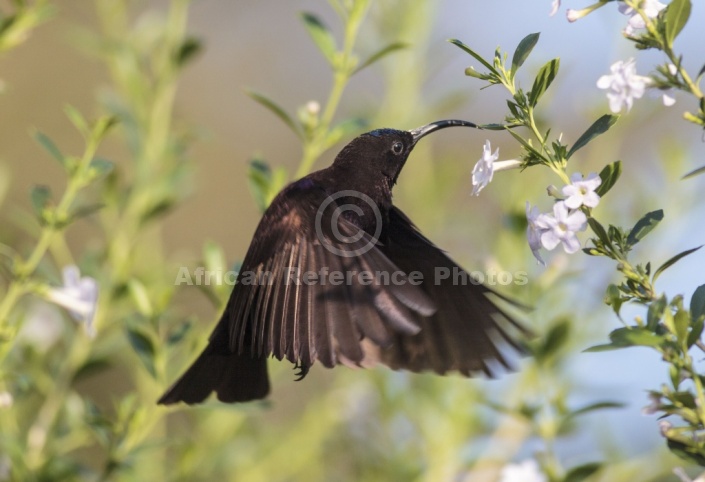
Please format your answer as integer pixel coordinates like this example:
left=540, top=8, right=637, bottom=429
left=44, top=265, right=99, bottom=338
left=470, top=145, right=600, bottom=265
left=527, top=173, right=600, bottom=265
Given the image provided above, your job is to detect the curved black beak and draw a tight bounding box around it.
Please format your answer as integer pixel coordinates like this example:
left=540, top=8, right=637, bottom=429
left=409, top=119, right=479, bottom=145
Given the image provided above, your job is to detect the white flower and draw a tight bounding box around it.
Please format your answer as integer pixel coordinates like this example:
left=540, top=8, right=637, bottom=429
left=618, top=0, right=666, bottom=35
left=597, top=58, right=650, bottom=113
left=0, top=391, right=12, bottom=409
left=470, top=141, right=522, bottom=196
left=642, top=392, right=662, bottom=415
left=535, top=202, right=587, bottom=254
left=305, top=100, right=320, bottom=116
left=526, top=202, right=546, bottom=266
left=562, top=172, right=602, bottom=209
left=550, top=0, right=560, bottom=16
left=45, top=265, right=98, bottom=338
left=659, top=419, right=673, bottom=436
left=661, top=64, right=678, bottom=106
left=499, top=459, right=547, bottom=482
left=471, top=140, right=498, bottom=196
left=566, top=8, right=582, bottom=22
left=566, top=2, right=605, bottom=22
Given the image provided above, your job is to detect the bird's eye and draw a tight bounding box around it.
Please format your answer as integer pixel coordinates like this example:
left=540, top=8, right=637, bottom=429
left=391, top=141, right=404, bottom=155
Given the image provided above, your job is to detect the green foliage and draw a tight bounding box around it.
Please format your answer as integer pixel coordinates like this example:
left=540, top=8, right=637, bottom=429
left=1, top=0, right=704, bottom=479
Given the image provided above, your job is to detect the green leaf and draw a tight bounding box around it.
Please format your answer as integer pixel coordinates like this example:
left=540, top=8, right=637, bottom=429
left=688, top=314, right=704, bottom=348
left=167, top=320, right=193, bottom=346
left=126, top=328, right=156, bottom=378
left=128, top=279, right=153, bottom=318
left=604, top=283, right=626, bottom=316
left=175, top=36, right=202, bottom=67
left=324, top=118, right=367, bottom=149
left=510, top=33, right=540, bottom=79
left=30, top=185, right=51, bottom=220
left=626, top=209, right=664, bottom=247
left=92, top=115, right=119, bottom=140
left=34, top=131, right=66, bottom=166
left=533, top=319, right=570, bottom=363
left=564, top=463, right=603, bottom=482
left=674, top=308, right=690, bottom=345
left=691, top=284, right=705, bottom=322
left=245, top=90, right=302, bottom=139
left=88, top=158, right=114, bottom=179
left=353, top=42, right=407, bottom=75
left=73, top=357, right=111, bottom=382
left=588, top=218, right=610, bottom=246
left=585, top=327, right=665, bottom=351
left=300, top=12, right=337, bottom=66
left=567, top=115, right=619, bottom=159
left=64, top=105, right=89, bottom=138
left=248, top=158, right=273, bottom=213
left=682, top=163, right=705, bottom=180
left=665, top=0, right=691, bottom=47
left=447, top=39, right=497, bottom=75
left=569, top=402, right=624, bottom=419
left=653, top=245, right=702, bottom=282
left=594, top=160, right=622, bottom=197
left=647, top=296, right=667, bottom=330
left=505, top=128, right=544, bottom=160
left=528, top=58, right=559, bottom=107
left=611, top=327, right=665, bottom=347
left=666, top=438, right=705, bottom=466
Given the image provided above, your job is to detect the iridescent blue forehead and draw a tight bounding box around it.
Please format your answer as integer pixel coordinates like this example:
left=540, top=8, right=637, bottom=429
left=365, top=128, right=402, bottom=138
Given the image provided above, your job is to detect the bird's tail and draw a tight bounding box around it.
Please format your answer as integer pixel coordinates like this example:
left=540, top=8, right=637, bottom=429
left=157, top=346, right=270, bottom=405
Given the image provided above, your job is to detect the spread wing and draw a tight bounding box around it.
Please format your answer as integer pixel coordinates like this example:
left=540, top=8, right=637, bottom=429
left=223, top=181, right=436, bottom=369
left=377, top=206, right=529, bottom=377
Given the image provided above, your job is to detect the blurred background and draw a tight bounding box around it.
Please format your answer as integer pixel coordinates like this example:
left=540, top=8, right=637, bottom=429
left=1, top=0, right=705, bottom=480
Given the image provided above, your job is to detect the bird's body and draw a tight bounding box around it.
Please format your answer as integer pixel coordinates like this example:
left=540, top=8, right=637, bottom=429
left=158, top=121, right=527, bottom=405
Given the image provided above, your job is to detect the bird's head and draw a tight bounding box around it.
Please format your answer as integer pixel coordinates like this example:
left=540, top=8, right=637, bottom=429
left=331, top=120, right=479, bottom=189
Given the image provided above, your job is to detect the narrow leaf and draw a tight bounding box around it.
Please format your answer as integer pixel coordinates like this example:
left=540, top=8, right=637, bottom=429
left=564, top=463, right=603, bottom=482
left=647, top=295, right=667, bottom=330
left=674, top=308, right=690, bottom=345
left=64, top=105, right=89, bottom=137
left=665, top=0, right=691, bottom=47
left=626, top=209, right=664, bottom=247
left=682, top=163, right=705, bottom=180
left=353, top=42, right=407, bottom=75
left=89, top=158, right=114, bottom=179
left=300, top=12, right=337, bottom=65
left=534, top=319, right=570, bottom=363
left=567, top=114, right=619, bottom=159
left=447, top=39, right=497, bottom=74
left=30, top=185, right=51, bottom=220
left=653, top=245, right=702, bottom=282
left=247, top=158, right=273, bottom=213
left=34, top=131, right=65, bottom=166
left=588, top=218, right=610, bottom=246
left=510, top=33, right=540, bottom=77
left=245, top=90, right=302, bottom=139
left=569, top=402, right=624, bottom=419
left=167, top=320, right=193, bottom=346
left=610, top=327, right=665, bottom=347
left=176, top=36, right=202, bottom=67
left=595, top=160, right=622, bottom=197
left=528, top=58, right=559, bottom=107
left=691, top=284, right=705, bottom=322
left=126, top=328, right=156, bottom=378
